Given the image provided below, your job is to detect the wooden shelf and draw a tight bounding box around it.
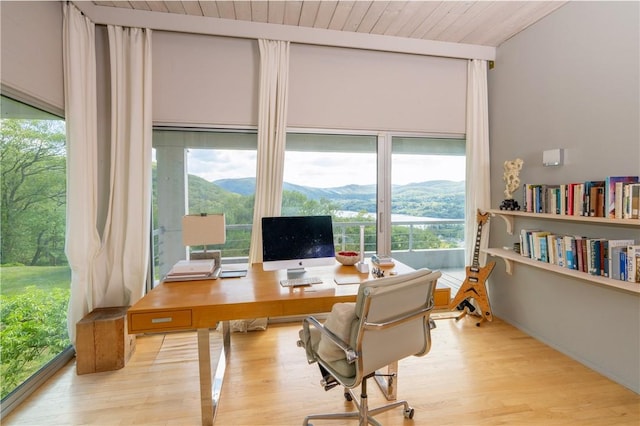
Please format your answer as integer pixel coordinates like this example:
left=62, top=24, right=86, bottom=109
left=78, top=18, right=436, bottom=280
left=487, top=208, right=640, bottom=235
left=484, top=247, right=640, bottom=294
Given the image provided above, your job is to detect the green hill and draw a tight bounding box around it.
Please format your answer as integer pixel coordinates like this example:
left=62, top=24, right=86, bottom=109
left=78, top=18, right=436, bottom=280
left=211, top=178, right=464, bottom=219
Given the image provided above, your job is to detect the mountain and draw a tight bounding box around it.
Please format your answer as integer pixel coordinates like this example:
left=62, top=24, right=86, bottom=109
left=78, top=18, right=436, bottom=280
left=212, top=178, right=465, bottom=219
left=212, top=178, right=375, bottom=199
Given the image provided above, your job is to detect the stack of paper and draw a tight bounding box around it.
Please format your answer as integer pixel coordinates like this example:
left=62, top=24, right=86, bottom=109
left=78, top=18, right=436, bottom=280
left=164, top=259, right=220, bottom=282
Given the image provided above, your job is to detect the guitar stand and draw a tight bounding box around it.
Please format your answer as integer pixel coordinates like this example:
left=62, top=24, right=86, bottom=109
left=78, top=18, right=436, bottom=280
left=454, top=300, right=486, bottom=327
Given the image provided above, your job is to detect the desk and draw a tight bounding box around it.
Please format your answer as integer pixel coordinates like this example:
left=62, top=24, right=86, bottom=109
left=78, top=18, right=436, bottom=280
left=127, top=261, right=448, bottom=425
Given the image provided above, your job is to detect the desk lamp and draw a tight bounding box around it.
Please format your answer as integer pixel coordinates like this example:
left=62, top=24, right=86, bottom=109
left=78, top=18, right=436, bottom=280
left=182, top=213, right=226, bottom=264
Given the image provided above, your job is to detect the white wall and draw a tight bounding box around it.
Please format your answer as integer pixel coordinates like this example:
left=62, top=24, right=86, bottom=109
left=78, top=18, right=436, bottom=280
left=488, top=1, right=640, bottom=393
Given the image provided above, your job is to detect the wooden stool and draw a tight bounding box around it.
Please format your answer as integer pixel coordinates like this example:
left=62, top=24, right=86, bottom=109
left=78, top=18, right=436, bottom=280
left=76, top=306, right=136, bottom=375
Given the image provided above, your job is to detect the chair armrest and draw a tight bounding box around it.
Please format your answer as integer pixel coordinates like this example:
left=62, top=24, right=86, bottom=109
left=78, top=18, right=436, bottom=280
left=302, top=316, right=358, bottom=364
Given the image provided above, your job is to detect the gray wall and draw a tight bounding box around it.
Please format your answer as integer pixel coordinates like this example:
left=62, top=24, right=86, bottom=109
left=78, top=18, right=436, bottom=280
left=488, top=1, right=640, bottom=393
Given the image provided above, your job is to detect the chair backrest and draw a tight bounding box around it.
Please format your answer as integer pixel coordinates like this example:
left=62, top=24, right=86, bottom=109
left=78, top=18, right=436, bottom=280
left=350, top=268, right=441, bottom=380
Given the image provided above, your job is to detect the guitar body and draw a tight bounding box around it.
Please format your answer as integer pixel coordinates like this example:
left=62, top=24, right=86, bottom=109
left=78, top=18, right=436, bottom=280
left=449, top=261, right=496, bottom=322
left=448, top=209, right=496, bottom=325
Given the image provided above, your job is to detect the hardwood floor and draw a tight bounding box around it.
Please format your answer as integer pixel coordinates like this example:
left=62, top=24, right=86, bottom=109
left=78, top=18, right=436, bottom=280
left=4, top=314, right=639, bottom=425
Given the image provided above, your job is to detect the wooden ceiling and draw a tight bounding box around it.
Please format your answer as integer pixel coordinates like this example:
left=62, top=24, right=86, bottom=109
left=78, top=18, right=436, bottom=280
left=92, top=1, right=568, bottom=47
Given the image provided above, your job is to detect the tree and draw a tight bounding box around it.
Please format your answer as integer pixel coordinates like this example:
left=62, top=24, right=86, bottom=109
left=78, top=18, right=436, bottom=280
left=0, top=286, right=70, bottom=398
left=0, top=119, right=66, bottom=265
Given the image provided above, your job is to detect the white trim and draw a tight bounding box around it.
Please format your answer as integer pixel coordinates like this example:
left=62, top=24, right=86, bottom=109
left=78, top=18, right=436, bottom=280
left=71, top=1, right=495, bottom=61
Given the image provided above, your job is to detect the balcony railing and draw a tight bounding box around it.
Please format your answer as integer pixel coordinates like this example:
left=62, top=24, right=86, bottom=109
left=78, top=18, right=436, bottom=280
left=153, top=218, right=465, bottom=277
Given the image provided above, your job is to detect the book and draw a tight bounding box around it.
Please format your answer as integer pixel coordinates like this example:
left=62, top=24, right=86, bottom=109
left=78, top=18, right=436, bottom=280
left=519, top=229, right=539, bottom=258
left=587, top=239, right=605, bottom=275
left=620, top=248, right=628, bottom=281
left=170, top=259, right=216, bottom=275
left=631, top=184, right=640, bottom=219
left=562, top=235, right=578, bottom=269
left=531, top=231, right=550, bottom=262
left=584, top=180, right=605, bottom=217
left=555, top=235, right=565, bottom=267
left=607, top=240, right=635, bottom=280
left=164, top=259, right=220, bottom=282
left=627, top=245, right=640, bottom=283
left=605, top=176, right=638, bottom=218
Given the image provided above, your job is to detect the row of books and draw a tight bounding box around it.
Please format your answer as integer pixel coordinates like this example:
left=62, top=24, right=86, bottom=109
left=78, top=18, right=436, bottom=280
left=519, top=229, right=640, bottom=283
left=522, top=176, right=640, bottom=219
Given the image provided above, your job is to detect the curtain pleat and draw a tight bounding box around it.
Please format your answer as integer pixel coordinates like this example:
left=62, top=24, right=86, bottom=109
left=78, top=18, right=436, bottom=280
left=63, top=3, right=152, bottom=343
left=63, top=3, right=100, bottom=344
left=465, top=59, right=492, bottom=265
left=248, top=39, right=290, bottom=264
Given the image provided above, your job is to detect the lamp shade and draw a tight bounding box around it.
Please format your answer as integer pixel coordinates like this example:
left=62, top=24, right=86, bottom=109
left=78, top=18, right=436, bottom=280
left=182, top=214, right=226, bottom=246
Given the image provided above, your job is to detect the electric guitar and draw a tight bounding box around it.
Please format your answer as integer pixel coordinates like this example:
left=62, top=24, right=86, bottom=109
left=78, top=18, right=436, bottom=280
left=449, top=209, right=496, bottom=325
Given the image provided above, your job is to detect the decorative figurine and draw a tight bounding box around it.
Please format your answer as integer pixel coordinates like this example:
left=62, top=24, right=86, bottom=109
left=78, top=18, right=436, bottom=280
left=500, top=158, right=523, bottom=210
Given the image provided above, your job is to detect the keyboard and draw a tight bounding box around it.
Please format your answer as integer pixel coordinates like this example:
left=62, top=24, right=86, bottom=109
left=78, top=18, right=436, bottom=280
left=280, top=277, right=323, bottom=287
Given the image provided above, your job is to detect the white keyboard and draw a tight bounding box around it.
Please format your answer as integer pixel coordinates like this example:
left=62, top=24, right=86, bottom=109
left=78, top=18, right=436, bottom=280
left=280, top=277, right=323, bottom=287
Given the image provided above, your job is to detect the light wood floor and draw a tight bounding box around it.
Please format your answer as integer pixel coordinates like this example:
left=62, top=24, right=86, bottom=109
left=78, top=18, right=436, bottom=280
left=4, top=314, right=639, bottom=425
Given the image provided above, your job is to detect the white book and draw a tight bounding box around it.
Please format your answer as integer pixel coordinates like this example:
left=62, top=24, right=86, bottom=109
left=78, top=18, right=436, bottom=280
left=607, top=240, right=635, bottom=279
left=170, top=259, right=215, bottom=275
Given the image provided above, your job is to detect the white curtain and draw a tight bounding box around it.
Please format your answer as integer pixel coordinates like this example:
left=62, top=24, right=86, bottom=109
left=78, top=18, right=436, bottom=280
left=94, top=25, right=153, bottom=307
left=63, top=2, right=152, bottom=343
left=248, top=39, right=290, bottom=264
left=465, top=59, right=492, bottom=264
left=63, top=3, right=100, bottom=344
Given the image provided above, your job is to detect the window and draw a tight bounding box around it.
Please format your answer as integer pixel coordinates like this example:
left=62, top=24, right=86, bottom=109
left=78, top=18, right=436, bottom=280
left=151, top=128, right=466, bottom=277
left=0, top=96, right=71, bottom=407
left=152, top=128, right=258, bottom=282
left=284, top=133, right=378, bottom=254
left=390, top=135, right=466, bottom=270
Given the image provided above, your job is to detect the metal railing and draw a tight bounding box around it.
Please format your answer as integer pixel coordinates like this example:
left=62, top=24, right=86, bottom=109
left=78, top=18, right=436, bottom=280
left=154, top=218, right=465, bottom=273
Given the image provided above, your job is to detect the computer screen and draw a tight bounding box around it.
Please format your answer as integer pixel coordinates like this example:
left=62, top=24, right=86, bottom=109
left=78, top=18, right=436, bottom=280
left=261, top=215, right=336, bottom=276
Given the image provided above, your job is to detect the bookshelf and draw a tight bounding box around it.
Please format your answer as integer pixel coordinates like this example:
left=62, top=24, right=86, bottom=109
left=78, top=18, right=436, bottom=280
left=484, top=209, right=640, bottom=294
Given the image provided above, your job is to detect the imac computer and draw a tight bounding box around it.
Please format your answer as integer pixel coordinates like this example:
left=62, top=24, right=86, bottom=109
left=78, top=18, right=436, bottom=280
left=261, top=215, right=336, bottom=278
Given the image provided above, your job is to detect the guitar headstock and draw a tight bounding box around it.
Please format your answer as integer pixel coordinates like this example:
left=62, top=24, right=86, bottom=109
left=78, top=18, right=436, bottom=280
left=476, top=209, right=490, bottom=226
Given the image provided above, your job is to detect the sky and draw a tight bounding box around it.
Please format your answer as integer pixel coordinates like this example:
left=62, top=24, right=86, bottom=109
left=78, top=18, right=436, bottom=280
left=185, top=149, right=465, bottom=188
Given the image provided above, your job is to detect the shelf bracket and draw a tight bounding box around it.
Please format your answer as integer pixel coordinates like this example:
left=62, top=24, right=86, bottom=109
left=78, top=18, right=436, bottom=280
left=487, top=252, right=513, bottom=275
left=492, top=212, right=514, bottom=235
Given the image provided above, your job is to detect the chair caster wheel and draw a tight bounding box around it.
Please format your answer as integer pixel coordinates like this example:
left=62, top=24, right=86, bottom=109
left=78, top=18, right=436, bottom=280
left=404, top=407, right=415, bottom=419
left=344, top=391, right=352, bottom=401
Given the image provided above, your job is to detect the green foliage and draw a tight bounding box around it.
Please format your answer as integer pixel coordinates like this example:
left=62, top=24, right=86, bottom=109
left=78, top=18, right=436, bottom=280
left=0, top=119, right=67, bottom=266
left=0, top=286, right=71, bottom=399
left=281, top=191, right=340, bottom=216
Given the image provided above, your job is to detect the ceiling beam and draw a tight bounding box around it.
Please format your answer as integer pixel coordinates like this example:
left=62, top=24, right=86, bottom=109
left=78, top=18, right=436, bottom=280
left=72, top=1, right=495, bottom=60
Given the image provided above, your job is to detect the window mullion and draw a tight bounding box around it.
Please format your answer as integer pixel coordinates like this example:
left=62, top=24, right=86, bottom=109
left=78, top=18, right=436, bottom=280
left=377, top=133, right=392, bottom=256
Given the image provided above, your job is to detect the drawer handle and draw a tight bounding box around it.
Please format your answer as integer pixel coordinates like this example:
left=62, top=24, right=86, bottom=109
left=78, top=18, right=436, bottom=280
left=151, top=317, right=173, bottom=324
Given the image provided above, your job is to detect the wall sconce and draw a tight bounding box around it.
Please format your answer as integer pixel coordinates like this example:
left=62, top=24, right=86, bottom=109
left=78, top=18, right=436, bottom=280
left=543, top=149, right=564, bottom=167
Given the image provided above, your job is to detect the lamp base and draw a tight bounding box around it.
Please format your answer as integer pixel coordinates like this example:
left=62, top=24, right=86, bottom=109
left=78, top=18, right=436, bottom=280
left=190, top=249, right=221, bottom=266
left=355, top=261, right=369, bottom=274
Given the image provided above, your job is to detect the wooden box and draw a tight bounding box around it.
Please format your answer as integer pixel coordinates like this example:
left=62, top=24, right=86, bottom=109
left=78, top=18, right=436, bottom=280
left=434, top=285, right=452, bottom=310
left=76, top=306, right=136, bottom=375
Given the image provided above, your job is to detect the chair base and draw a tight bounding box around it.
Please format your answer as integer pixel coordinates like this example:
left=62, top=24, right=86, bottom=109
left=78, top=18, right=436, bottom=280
left=303, top=380, right=415, bottom=426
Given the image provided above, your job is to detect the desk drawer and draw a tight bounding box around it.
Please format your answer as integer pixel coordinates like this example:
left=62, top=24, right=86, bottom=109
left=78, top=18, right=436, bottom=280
left=130, top=310, right=192, bottom=332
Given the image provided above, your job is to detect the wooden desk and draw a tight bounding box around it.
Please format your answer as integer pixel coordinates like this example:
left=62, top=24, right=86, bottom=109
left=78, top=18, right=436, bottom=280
left=127, top=261, right=448, bottom=425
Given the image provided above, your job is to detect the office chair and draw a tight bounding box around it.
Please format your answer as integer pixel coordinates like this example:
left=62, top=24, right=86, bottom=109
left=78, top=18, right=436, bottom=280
left=298, top=268, right=441, bottom=426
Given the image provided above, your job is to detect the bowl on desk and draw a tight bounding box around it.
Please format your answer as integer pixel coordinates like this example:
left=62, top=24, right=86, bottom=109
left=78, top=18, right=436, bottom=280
left=336, top=251, right=360, bottom=266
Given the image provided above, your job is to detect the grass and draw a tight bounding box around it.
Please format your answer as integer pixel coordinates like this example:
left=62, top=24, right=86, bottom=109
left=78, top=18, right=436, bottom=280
left=0, top=265, right=71, bottom=296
